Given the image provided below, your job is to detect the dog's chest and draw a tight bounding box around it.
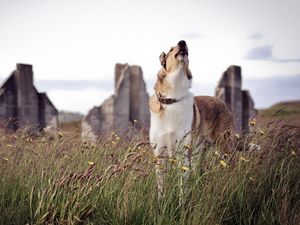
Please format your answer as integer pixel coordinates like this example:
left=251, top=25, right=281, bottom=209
left=151, top=95, right=194, bottom=133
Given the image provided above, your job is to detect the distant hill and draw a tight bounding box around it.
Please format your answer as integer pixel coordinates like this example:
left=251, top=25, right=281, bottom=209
left=258, top=100, right=300, bottom=128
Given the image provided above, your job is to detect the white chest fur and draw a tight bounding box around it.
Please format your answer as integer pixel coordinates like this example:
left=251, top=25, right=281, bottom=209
left=149, top=67, right=194, bottom=157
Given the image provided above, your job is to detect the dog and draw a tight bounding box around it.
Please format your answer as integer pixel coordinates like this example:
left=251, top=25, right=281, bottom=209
left=149, top=40, right=234, bottom=197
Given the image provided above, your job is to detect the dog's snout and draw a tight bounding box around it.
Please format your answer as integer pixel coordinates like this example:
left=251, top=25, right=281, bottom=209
left=178, top=40, right=186, bottom=47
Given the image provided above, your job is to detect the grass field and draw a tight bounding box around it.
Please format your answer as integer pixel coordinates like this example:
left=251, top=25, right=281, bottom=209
left=0, top=103, right=300, bottom=225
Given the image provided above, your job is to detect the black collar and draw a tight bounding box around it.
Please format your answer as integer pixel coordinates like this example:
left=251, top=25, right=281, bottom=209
left=157, top=93, right=178, bottom=105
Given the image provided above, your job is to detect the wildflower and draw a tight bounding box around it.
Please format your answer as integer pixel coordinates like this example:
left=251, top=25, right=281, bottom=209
left=291, top=150, right=296, bottom=156
left=214, top=151, right=220, bottom=157
left=133, top=119, right=138, bottom=124
left=6, top=144, right=12, bottom=148
left=181, top=166, right=190, bottom=171
left=57, top=131, right=63, bottom=138
left=88, top=161, right=95, bottom=166
left=249, top=176, right=255, bottom=182
left=220, top=160, right=227, bottom=168
left=3, top=157, right=9, bottom=162
left=250, top=118, right=256, bottom=126
left=169, top=158, right=177, bottom=164
left=259, top=130, right=265, bottom=136
left=111, top=141, right=116, bottom=145
left=184, top=144, right=191, bottom=150
left=235, top=134, right=240, bottom=139
left=115, top=136, right=120, bottom=140
left=240, top=156, right=250, bottom=162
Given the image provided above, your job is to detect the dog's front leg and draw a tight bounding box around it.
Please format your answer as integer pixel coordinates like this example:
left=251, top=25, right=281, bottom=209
left=154, top=154, right=167, bottom=199
left=180, top=145, right=192, bottom=200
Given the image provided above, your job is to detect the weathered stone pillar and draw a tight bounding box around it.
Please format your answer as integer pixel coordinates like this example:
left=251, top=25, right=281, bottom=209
left=82, top=63, right=150, bottom=141
left=14, top=63, right=39, bottom=131
left=113, top=64, right=131, bottom=134
left=128, top=65, right=150, bottom=129
left=216, top=65, right=243, bottom=133
left=0, top=63, right=58, bottom=133
left=242, top=90, right=256, bottom=132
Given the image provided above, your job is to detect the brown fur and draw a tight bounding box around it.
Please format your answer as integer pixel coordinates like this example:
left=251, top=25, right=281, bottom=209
left=193, top=96, right=235, bottom=152
left=149, top=95, right=164, bottom=114
left=154, top=69, right=172, bottom=94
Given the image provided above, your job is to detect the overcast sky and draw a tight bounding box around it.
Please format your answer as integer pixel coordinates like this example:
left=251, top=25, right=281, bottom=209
left=0, top=0, right=300, bottom=113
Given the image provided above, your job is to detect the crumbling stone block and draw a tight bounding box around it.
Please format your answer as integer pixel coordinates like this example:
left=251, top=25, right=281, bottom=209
left=0, top=63, right=58, bottom=132
left=216, top=65, right=256, bottom=133
left=82, top=63, right=150, bottom=141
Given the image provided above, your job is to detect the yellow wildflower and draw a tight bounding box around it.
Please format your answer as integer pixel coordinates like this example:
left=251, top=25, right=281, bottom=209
left=259, top=130, right=265, bottom=136
left=214, top=151, right=220, bottom=157
left=240, top=156, right=250, bottom=162
left=112, top=141, right=116, bottom=145
left=6, top=144, right=12, bottom=148
left=184, top=144, right=191, bottom=150
left=87, top=161, right=95, bottom=166
left=181, top=166, right=190, bottom=171
left=291, top=150, right=296, bottom=156
left=250, top=119, right=256, bottom=126
left=169, top=158, right=177, bottom=164
left=57, top=131, right=63, bottom=138
left=235, top=134, right=240, bottom=139
left=249, top=176, right=255, bottom=182
left=3, top=157, right=9, bottom=161
left=115, top=136, right=120, bottom=141
left=220, top=160, right=227, bottom=168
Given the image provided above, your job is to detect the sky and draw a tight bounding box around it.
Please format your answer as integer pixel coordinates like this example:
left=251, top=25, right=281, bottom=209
left=0, top=0, right=300, bottom=114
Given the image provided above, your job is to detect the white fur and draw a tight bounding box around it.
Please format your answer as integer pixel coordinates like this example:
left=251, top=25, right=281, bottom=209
left=150, top=65, right=194, bottom=158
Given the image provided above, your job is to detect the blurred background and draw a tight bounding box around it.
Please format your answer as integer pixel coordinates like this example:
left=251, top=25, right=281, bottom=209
left=0, top=0, right=299, bottom=114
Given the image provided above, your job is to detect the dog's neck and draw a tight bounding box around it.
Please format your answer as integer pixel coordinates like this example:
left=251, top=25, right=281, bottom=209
left=163, top=67, right=192, bottom=99
left=156, top=93, right=179, bottom=105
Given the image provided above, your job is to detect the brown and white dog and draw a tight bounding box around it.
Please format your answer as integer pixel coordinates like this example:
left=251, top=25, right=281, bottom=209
left=149, top=40, right=234, bottom=197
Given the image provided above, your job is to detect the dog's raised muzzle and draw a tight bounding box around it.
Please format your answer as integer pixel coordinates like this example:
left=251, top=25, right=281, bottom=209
left=177, top=40, right=188, bottom=56
left=178, top=40, right=186, bottom=47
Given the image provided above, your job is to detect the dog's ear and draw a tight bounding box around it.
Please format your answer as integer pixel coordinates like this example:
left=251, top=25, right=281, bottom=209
left=187, top=68, right=192, bottom=80
left=159, top=52, right=166, bottom=69
left=157, top=68, right=167, bottom=82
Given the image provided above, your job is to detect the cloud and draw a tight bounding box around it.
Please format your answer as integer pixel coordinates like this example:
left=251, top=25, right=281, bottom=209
left=248, top=32, right=263, bottom=40
left=245, top=45, right=273, bottom=60
left=245, top=45, right=300, bottom=63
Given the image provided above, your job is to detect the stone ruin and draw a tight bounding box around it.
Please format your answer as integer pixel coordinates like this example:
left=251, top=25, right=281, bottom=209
left=215, top=65, right=257, bottom=134
left=82, top=63, right=150, bottom=141
left=0, top=63, right=58, bottom=133
left=82, top=64, right=256, bottom=140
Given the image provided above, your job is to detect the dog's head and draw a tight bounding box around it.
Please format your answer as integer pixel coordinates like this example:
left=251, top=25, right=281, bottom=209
left=158, top=40, right=192, bottom=80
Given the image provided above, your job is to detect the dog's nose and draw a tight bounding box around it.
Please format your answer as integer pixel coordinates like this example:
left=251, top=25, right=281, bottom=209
left=178, top=40, right=186, bottom=47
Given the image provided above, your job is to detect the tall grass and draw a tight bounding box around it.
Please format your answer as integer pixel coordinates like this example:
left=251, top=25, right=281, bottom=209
left=0, top=124, right=299, bottom=225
